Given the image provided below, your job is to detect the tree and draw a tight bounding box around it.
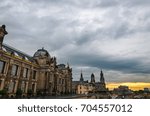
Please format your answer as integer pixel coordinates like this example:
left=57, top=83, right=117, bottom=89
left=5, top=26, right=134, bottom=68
left=37, top=90, right=43, bottom=97
left=16, top=89, right=23, bottom=98
left=0, top=89, right=7, bottom=98
left=27, top=89, right=33, bottom=98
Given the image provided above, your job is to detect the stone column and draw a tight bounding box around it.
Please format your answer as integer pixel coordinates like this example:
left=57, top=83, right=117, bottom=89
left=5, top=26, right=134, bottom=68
left=34, top=83, right=37, bottom=93
left=14, top=80, right=18, bottom=93
left=0, top=79, right=5, bottom=90
left=5, top=62, right=9, bottom=75
left=25, top=82, right=28, bottom=93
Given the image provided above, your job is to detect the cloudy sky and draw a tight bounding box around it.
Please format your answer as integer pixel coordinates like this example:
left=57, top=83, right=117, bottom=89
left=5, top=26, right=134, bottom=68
left=1, top=0, right=150, bottom=83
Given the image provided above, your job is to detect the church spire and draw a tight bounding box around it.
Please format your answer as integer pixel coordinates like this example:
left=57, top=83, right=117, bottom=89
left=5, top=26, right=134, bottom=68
left=91, top=73, right=95, bottom=83
left=100, top=70, right=105, bottom=83
left=80, top=70, right=84, bottom=82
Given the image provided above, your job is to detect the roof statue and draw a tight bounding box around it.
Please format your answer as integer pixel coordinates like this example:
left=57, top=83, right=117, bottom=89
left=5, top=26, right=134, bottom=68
left=0, top=24, right=8, bottom=49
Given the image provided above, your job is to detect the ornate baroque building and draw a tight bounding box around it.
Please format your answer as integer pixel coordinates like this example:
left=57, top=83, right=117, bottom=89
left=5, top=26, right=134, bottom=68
left=77, top=70, right=107, bottom=95
left=0, top=44, right=72, bottom=97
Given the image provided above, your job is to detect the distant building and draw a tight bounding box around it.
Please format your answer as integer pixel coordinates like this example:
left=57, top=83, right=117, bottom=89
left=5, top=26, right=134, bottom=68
left=77, top=82, right=95, bottom=95
left=113, top=85, right=132, bottom=96
left=72, top=71, right=88, bottom=94
left=144, top=88, right=150, bottom=92
left=72, top=81, right=79, bottom=94
left=94, top=70, right=106, bottom=92
left=0, top=44, right=72, bottom=97
left=76, top=70, right=107, bottom=95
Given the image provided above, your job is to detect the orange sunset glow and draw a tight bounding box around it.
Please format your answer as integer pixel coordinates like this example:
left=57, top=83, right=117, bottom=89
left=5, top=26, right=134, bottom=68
left=106, top=82, right=150, bottom=91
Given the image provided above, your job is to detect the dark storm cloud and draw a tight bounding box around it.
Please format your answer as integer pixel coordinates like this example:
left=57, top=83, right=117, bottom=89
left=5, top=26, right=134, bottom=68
left=0, top=0, right=150, bottom=82
left=69, top=52, right=150, bottom=74
left=122, top=0, right=150, bottom=7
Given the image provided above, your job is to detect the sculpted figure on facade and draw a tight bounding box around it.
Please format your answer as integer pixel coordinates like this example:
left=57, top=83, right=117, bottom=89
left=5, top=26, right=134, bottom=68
left=0, top=25, right=8, bottom=49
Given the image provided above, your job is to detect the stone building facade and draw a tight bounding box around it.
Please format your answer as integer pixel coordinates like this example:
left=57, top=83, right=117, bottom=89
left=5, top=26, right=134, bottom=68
left=0, top=44, right=72, bottom=98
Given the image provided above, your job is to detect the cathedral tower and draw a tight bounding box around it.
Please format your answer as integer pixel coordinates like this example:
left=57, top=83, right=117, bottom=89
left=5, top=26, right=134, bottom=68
left=100, top=70, right=105, bottom=84
left=91, top=73, right=95, bottom=83
left=80, top=70, right=84, bottom=82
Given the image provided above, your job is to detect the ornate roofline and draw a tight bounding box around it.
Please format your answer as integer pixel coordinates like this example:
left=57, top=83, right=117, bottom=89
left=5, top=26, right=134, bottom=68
left=2, top=43, right=33, bottom=61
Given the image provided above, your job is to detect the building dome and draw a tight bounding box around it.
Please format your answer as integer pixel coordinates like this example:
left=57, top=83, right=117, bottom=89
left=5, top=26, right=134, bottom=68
left=33, top=48, right=50, bottom=58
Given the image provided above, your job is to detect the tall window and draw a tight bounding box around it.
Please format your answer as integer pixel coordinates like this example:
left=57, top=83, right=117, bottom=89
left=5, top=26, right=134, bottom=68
left=59, top=78, right=61, bottom=84
left=21, top=81, right=25, bottom=92
left=23, top=68, right=29, bottom=78
left=32, top=83, right=35, bottom=92
left=32, top=70, right=36, bottom=79
left=8, top=81, right=15, bottom=93
left=62, top=79, right=64, bottom=85
left=0, top=60, right=5, bottom=74
left=11, top=64, right=18, bottom=76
